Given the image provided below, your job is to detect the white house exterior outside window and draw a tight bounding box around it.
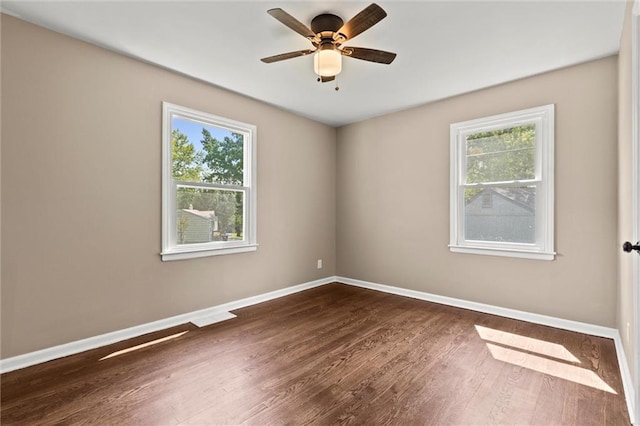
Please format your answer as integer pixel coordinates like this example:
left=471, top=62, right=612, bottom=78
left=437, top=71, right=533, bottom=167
left=161, top=102, right=257, bottom=261
left=449, top=104, right=555, bottom=260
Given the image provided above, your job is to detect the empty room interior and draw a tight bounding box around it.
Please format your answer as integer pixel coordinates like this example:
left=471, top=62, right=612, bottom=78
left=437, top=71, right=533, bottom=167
left=1, top=1, right=639, bottom=425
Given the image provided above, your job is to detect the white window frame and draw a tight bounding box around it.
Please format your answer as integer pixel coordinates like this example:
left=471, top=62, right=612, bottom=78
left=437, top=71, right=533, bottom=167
left=161, top=102, right=257, bottom=261
left=449, top=104, right=555, bottom=260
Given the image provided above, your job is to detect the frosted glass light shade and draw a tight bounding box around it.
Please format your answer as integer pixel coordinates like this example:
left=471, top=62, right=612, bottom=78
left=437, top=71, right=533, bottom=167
left=314, top=49, right=342, bottom=77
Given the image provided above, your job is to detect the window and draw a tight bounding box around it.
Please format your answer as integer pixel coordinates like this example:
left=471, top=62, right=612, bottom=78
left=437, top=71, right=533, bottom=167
left=450, top=104, right=554, bottom=260
left=161, top=102, right=257, bottom=261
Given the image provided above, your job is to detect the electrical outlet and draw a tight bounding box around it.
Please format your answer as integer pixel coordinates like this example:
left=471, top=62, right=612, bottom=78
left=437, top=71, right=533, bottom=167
left=317, top=259, right=323, bottom=269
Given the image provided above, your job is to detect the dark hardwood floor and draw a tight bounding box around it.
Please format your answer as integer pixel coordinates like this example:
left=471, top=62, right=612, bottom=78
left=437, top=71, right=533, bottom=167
left=0, top=283, right=630, bottom=425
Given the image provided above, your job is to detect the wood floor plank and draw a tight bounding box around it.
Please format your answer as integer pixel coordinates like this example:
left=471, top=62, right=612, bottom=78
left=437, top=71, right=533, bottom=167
left=1, top=283, right=631, bottom=425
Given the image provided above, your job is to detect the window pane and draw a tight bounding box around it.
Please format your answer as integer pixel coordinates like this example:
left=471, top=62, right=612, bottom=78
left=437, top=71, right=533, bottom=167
left=176, top=186, right=244, bottom=245
left=172, top=117, right=244, bottom=185
left=466, top=125, right=535, bottom=184
left=464, top=186, right=536, bottom=243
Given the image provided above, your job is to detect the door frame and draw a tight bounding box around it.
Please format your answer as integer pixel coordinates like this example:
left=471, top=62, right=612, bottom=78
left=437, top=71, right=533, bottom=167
left=632, top=0, right=639, bottom=422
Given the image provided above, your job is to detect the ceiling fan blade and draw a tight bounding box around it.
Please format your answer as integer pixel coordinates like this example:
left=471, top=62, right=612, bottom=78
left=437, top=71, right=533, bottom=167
left=261, top=49, right=315, bottom=63
left=337, top=3, right=387, bottom=41
left=341, top=47, right=396, bottom=64
left=267, top=8, right=315, bottom=39
left=321, top=76, right=335, bottom=83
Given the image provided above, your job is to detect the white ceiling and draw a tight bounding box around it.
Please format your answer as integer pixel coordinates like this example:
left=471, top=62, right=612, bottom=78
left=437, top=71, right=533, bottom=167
left=1, top=1, right=627, bottom=127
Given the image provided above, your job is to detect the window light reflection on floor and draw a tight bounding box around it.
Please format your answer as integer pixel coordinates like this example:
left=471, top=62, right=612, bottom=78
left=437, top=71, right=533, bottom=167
left=99, top=331, right=189, bottom=361
left=475, top=325, right=616, bottom=394
left=485, top=343, right=616, bottom=394
left=474, top=324, right=580, bottom=363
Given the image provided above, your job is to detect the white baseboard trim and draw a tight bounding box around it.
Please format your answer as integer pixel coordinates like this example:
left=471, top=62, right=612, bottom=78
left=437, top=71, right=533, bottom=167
left=613, top=331, right=637, bottom=425
left=337, top=276, right=617, bottom=337
left=0, top=276, right=334, bottom=374
left=336, top=275, right=636, bottom=424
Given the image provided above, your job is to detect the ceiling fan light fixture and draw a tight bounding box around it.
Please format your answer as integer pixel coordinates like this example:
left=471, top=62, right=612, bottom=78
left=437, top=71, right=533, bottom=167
left=262, top=4, right=396, bottom=83
left=314, top=45, right=342, bottom=77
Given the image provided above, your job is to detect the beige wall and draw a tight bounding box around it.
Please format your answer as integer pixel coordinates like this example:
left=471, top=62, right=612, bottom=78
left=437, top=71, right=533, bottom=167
left=617, top=0, right=638, bottom=399
left=0, top=15, right=336, bottom=358
left=337, top=56, right=619, bottom=327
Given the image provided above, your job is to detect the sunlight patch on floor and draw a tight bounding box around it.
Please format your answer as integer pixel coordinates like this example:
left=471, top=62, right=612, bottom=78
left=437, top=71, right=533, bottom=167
left=474, top=324, right=580, bottom=363
left=99, top=331, right=189, bottom=361
left=485, top=343, right=617, bottom=394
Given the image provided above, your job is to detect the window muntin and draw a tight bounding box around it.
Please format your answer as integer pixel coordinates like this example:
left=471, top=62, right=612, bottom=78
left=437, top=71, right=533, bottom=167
left=450, top=105, right=554, bottom=260
left=162, top=102, right=257, bottom=261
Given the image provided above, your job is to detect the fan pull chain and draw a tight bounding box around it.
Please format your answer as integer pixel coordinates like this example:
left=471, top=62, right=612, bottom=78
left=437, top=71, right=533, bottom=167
left=316, top=50, right=323, bottom=82
left=335, top=76, right=339, bottom=91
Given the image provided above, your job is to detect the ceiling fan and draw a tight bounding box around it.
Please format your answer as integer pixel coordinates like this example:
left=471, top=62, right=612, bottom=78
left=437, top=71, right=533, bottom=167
left=260, top=3, right=397, bottom=84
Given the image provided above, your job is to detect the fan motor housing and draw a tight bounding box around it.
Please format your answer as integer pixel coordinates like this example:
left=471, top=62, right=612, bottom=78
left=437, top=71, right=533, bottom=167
left=310, top=13, right=344, bottom=34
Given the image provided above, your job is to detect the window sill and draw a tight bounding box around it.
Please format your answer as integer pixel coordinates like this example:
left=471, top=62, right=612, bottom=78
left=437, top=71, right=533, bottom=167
left=449, top=245, right=555, bottom=261
left=162, top=244, right=258, bottom=261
